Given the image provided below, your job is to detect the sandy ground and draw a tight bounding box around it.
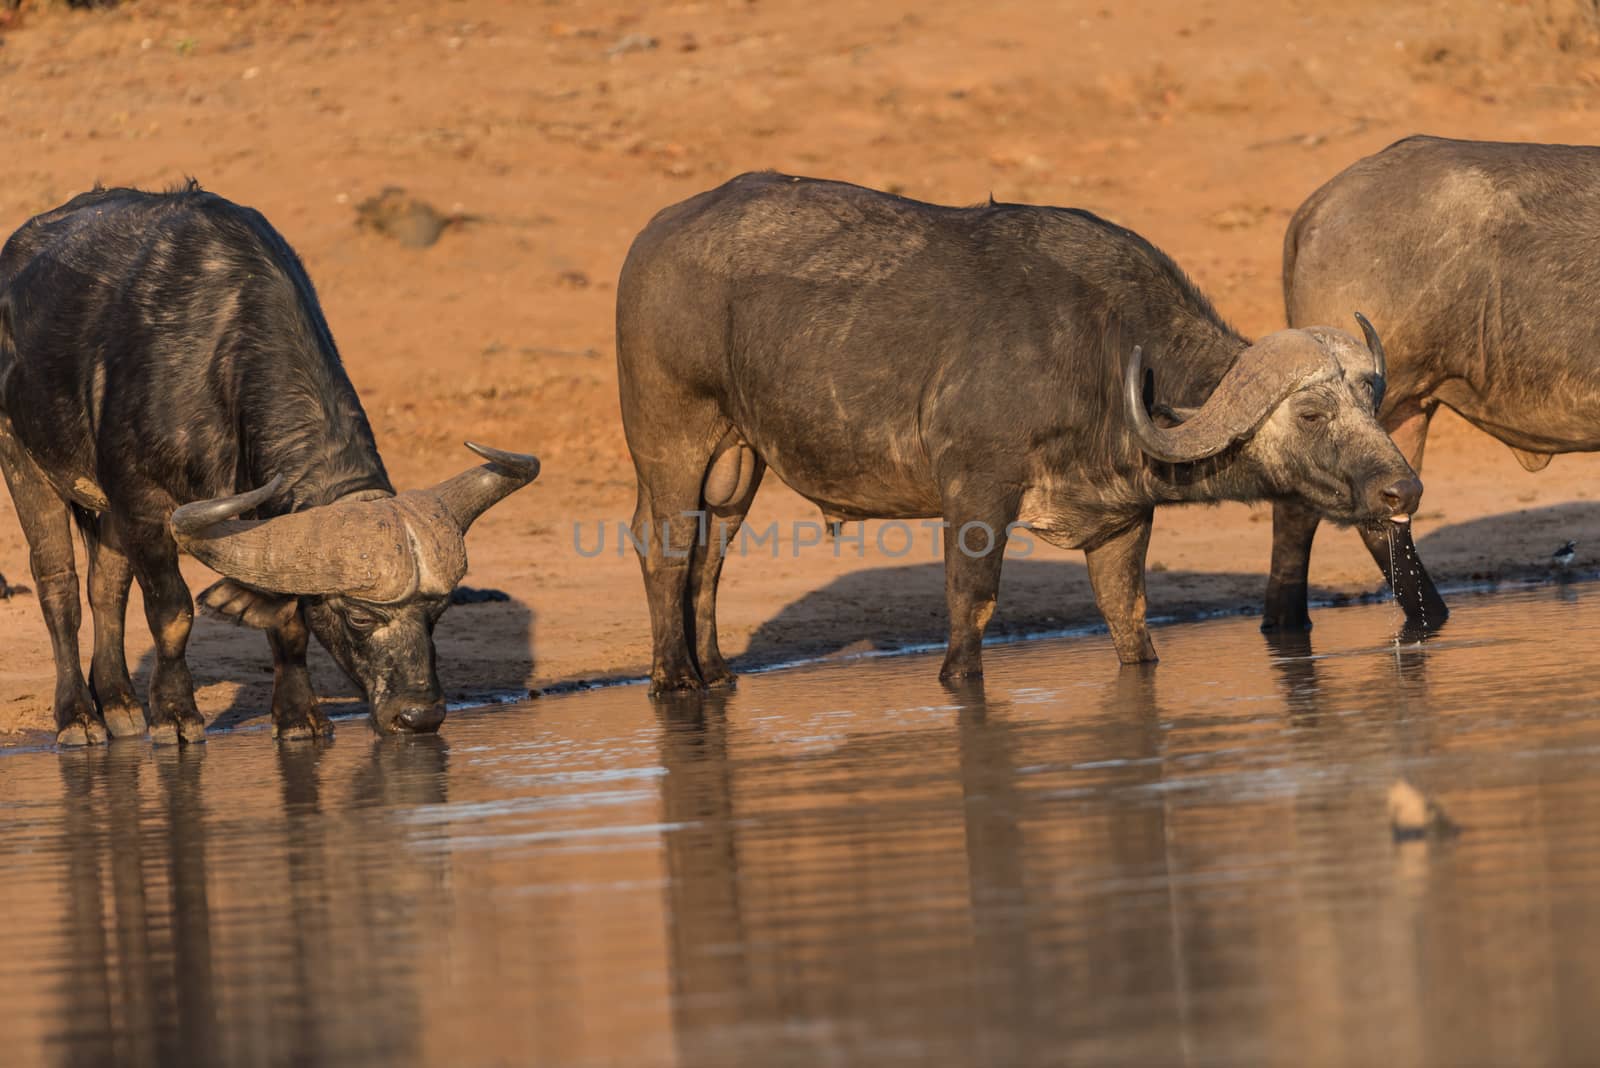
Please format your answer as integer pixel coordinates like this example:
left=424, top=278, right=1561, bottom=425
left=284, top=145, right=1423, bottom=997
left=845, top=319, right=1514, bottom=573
left=4, top=0, right=1600, bottom=742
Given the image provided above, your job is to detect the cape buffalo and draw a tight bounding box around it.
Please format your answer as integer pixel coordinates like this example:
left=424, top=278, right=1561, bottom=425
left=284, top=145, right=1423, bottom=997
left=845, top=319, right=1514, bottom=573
left=617, top=173, right=1421, bottom=693
left=0, top=182, right=539, bottom=746
left=1267, top=134, right=1600, bottom=631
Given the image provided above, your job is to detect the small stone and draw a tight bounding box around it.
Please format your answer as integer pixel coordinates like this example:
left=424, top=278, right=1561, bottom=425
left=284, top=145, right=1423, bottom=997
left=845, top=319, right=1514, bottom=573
left=355, top=187, right=453, bottom=248
left=607, top=33, right=658, bottom=57
left=1388, top=779, right=1461, bottom=841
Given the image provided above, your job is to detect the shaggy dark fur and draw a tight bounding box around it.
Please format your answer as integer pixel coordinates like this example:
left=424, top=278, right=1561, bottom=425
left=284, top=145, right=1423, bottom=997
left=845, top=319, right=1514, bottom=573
left=0, top=183, right=446, bottom=745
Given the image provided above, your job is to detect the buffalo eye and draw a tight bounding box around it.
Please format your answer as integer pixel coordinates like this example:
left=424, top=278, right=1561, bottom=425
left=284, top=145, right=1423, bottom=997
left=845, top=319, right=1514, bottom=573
left=1298, top=410, right=1328, bottom=427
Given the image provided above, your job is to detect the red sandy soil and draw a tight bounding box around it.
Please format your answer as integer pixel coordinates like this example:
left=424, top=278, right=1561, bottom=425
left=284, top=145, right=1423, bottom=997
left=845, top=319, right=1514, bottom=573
left=4, top=0, right=1600, bottom=742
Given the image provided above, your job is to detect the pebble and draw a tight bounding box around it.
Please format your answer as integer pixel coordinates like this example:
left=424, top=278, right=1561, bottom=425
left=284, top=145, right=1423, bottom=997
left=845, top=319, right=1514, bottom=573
left=1388, top=779, right=1461, bottom=842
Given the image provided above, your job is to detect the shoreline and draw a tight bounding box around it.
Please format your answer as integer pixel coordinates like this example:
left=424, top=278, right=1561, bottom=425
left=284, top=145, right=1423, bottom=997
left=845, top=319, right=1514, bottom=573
left=5, top=566, right=1588, bottom=754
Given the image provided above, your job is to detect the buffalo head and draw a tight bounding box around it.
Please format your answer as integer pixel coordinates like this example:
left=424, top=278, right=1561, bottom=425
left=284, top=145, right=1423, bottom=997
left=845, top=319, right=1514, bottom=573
left=1125, top=313, right=1421, bottom=523
left=169, top=442, right=539, bottom=734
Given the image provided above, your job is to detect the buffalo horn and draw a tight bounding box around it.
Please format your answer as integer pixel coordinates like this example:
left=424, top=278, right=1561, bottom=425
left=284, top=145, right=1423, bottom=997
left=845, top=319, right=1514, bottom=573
left=1353, top=311, right=1387, bottom=412
left=169, top=475, right=285, bottom=538
left=1124, top=330, right=1340, bottom=463
left=429, top=441, right=541, bottom=534
left=171, top=472, right=426, bottom=601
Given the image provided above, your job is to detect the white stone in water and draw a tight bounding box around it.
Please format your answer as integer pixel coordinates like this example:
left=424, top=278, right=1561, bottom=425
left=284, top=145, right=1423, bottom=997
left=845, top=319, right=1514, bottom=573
left=1388, top=780, right=1428, bottom=830
left=1388, top=779, right=1458, bottom=839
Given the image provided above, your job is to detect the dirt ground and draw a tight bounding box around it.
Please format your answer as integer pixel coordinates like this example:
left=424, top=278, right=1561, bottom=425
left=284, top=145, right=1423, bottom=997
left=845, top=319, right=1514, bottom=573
left=3, top=0, right=1600, bottom=742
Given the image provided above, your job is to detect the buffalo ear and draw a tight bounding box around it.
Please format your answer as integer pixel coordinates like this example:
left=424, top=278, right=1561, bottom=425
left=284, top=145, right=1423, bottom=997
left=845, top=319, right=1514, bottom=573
left=198, top=579, right=300, bottom=631
left=1151, top=403, right=1201, bottom=429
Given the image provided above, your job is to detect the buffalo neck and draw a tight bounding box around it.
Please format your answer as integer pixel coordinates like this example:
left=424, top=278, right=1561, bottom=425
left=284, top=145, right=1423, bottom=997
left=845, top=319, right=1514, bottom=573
left=238, top=357, right=394, bottom=514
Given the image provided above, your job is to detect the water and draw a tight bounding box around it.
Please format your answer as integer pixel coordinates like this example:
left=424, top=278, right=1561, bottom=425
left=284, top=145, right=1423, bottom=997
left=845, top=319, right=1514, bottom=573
left=1385, top=517, right=1443, bottom=636
left=4, top=585, right=1600, bottom=1067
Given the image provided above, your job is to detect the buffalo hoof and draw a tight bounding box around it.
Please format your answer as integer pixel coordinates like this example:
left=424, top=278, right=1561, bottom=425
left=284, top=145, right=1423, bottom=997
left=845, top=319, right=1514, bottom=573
left=100, top=698, right=148, bottom=740
left=649, top=673, right=704, bottom=697
left=273, top=716, right=334, bottom=742
left=941, top=676, right=987, bottom=702
left=151, top=717, right=207, bottom=747
left=57, top=717, right=109, bottom=748
left=702, top=671, right=737, bottom=692
left=938, top=665, right=984, bottom=682
left=1259, top=611, right=1313, bottom=633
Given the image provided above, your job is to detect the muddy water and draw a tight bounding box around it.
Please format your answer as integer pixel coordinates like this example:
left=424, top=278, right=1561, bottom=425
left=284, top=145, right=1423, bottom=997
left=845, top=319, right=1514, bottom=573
left=3, top=586, right=1600, bottom=1067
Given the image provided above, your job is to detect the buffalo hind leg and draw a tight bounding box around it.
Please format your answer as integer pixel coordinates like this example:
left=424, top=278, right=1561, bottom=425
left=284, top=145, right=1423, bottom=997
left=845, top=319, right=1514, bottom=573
left=686, top=444, right=765, bottom=689
left=268, top=613, right=333, bottom=741
left=0, top=438, right=104, bottom=745
left=126, top=525, right=206, bottom=745
left=1086, top=512, right=1160, bottom=664
left=939, top=496, right=1018, bottom=681
left=79, top=511, right=148, bottom=739
left=634, top=465, right=715, bottom=694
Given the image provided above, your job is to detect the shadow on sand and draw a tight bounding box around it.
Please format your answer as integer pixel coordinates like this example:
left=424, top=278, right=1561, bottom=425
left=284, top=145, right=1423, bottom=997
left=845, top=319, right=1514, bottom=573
left=734, top=557, right=1334, bottom=670
left=733, top=500, right=1600, bottom=671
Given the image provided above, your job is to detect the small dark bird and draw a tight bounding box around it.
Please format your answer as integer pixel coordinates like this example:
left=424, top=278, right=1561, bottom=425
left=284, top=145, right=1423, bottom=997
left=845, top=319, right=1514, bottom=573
left=1553, top=540, right=1578, bottom=569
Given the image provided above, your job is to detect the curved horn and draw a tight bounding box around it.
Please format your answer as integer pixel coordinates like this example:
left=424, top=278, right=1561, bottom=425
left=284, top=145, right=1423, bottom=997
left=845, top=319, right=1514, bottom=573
left=1123, top=331, right=1341, bottom=463
left=1123, top=345, right=1176, bottom=461
left=1353, top=311, right=1387, bottom=412
left=170, top=476, right=419, bottom=601
left=429, top=441, right=541, bottom=534
left=169, top=475, right=285, bottom=540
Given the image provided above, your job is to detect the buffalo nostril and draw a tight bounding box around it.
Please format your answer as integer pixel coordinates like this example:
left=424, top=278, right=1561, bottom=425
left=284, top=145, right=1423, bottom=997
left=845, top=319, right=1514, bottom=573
left=1381, top=477, right=1424, bottom=516
left=393, top=706, right=446, bottom=734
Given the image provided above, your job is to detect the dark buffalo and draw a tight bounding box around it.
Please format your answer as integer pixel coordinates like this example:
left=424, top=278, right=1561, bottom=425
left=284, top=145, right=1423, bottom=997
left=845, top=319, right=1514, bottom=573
left=0, top=182, right=539, bottom=746
left=1268, top=134, right=1600, bottom=631
left=616, top=173, right=1422, bottom=692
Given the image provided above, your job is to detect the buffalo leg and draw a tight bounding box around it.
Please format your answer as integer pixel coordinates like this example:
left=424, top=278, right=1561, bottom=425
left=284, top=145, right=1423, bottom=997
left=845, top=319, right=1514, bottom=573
left=633, top=467, right=714, bottom=694
left=126, top=527, right=206, bottom=745
left=80, top=512, right=148, bottom=739
left=1261, top=499, right=1321, bottom=632
left=1358, top=403, right=1448, bottom=627
left=267, top=611, right=332, bottom=741
left=0, top=437, right=105, bottom=745
left=1086, top=512, right=1160, bottom=664
left=939, top=500, right=1016, bottom=680
left=686, top=452, right=765, bottom=690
